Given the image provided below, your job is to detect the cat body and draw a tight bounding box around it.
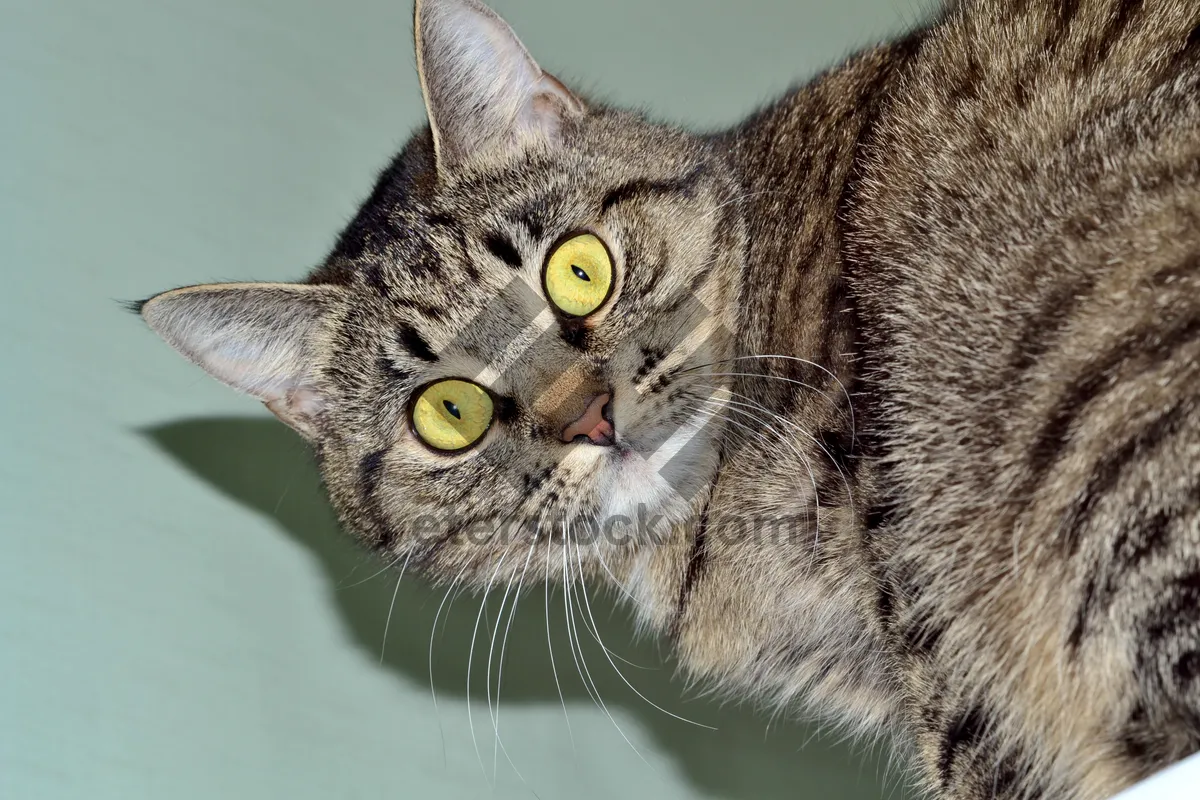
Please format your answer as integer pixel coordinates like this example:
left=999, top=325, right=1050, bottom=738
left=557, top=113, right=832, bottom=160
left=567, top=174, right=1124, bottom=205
left=138, top=1, right=1200, bottom=797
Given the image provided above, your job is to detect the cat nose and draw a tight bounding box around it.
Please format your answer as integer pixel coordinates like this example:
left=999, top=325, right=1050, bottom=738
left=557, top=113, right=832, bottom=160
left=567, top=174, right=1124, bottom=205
left=560, top=392, right=614, bottom=446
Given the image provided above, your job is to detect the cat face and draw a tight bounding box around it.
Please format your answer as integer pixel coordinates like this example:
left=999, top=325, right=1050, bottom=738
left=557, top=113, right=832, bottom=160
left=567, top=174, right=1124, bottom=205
left=140, top=0, right=744, bottom=587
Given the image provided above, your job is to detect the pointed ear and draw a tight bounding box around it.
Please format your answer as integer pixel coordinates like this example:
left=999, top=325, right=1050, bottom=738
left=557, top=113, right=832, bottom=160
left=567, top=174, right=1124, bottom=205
left=415, top=0, right=585, bottom=172
left=139, top=283, right=343, bottom=439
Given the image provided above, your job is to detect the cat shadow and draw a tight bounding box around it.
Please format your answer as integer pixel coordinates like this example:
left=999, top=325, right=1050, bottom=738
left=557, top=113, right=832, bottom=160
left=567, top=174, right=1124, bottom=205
left=142, top=416, right=908, bottom=800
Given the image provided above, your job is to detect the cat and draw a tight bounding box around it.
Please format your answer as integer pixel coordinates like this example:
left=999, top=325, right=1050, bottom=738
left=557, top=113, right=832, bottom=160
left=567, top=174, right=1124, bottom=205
left=134, top=0, right=1200, bottom=797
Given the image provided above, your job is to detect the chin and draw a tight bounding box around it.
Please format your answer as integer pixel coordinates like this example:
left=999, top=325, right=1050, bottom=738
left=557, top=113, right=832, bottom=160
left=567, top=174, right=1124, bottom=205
left=591, top=431, right=720, bottom=542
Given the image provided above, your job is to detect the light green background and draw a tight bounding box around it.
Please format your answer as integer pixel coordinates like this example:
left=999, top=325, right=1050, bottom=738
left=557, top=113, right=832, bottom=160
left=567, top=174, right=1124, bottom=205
left=2, top=1, right=927, bottom=797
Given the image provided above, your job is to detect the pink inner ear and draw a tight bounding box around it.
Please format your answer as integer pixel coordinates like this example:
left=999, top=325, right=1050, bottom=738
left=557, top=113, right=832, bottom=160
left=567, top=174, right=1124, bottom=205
left=204, top=351, right=294, bottom=402
left=197, top=327, right=322, bottom=404
left=289, top=386, right=325, bottom=417
left=265, top=387, right=325, bottom=439
left=212, top=351, right=325, bottom=430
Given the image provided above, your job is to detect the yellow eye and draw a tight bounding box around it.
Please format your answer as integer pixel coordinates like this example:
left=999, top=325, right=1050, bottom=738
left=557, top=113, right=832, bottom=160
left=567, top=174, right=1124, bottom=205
left=411, top=379, right=494, bottom=452
left=543, top=233, right=614, bottom=317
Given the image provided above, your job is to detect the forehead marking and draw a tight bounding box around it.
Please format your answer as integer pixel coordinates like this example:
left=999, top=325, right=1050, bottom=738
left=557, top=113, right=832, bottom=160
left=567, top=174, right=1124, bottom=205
left=507, top=192, right=562, bottom=240
left=425, top=212, right=478, bottom=281
left=599, top=166, right=706, bottom=215
left=397, top=323, right=439, bottom=363
left=484, top=231, right=523, bottom=269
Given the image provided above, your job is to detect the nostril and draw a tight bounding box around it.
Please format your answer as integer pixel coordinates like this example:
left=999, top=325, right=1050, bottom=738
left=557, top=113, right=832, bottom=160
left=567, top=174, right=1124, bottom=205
left=560, top=391, right=615, bottom=445
left=588, top=423, right=615, bottom=447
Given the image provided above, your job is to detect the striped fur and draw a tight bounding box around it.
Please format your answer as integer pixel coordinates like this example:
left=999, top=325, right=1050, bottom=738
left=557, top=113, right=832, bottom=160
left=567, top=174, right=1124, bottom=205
left=138, top=0, right=1200, bottom=797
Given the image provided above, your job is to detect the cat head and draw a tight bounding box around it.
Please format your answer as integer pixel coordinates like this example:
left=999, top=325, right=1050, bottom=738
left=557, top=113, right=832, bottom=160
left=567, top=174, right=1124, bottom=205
left=140, top=0, right=744, bottom=587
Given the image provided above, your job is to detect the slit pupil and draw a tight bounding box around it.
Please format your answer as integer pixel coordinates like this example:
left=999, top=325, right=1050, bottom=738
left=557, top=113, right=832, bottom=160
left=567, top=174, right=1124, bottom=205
left=443, top=399, right=461, bottom=420
left=571, top=264, right=591, bottom=282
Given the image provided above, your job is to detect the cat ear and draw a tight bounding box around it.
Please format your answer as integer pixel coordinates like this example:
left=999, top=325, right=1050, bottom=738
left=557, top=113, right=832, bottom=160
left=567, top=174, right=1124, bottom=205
left=415, top=0, right=585, bottom=172
left=139, top=283, right=343, bottom=439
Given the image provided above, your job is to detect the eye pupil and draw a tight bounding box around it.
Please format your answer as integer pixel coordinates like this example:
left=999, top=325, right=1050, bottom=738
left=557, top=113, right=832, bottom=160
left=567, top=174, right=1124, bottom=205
left=542, top=234, right=612, bottom=317
left=412, top=379, right=493, bottom=452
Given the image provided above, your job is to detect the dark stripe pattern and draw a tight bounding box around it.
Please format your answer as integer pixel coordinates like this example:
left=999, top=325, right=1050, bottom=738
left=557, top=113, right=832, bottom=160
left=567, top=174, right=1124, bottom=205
left=671, top=499, right=712, bottom=638
left=600, top=166, right=705, bottom=214
left=397, top=323, right=439, bottom=363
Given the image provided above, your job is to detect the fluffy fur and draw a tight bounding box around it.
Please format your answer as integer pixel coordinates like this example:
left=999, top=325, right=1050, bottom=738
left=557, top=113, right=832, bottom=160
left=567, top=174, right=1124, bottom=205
left=138, top=0, right=1200, bottom=797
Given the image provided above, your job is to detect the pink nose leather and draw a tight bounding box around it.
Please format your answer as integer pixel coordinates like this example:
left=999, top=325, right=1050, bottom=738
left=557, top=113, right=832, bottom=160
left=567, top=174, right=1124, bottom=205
left=560, top=393, right=614, bottom=445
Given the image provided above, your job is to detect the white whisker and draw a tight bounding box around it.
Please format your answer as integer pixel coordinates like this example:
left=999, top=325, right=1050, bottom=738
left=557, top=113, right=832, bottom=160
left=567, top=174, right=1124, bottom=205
left=570, top=549, right=655, bottom=670
left=490, top=539, right=537, bottom=783
left=543, top=532, right=576, bottom=753
left=679, top=353, right=857, bottom=443
left=563, top=525, right=656, bottom=771
left=684, top=392, right=825, bottom=562
left=561, top=524, right=604, bottom=712
left=339, top=548, right=409, bottom=590
left=677, top=369, right=825, bottom=401
left=574, top=543, right=716, bottom=730
left=428, top=558, right=474, bottom=769
left=379, top=549, right=414, bottom=665
left=710, top=389, right=854, bottom=508
left=467, top=544, right=514, bottom=786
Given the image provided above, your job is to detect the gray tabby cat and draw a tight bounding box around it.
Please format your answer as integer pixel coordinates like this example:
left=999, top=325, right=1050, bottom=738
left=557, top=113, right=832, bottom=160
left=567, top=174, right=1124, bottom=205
left=136, top=0, right=1200, bottom=797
